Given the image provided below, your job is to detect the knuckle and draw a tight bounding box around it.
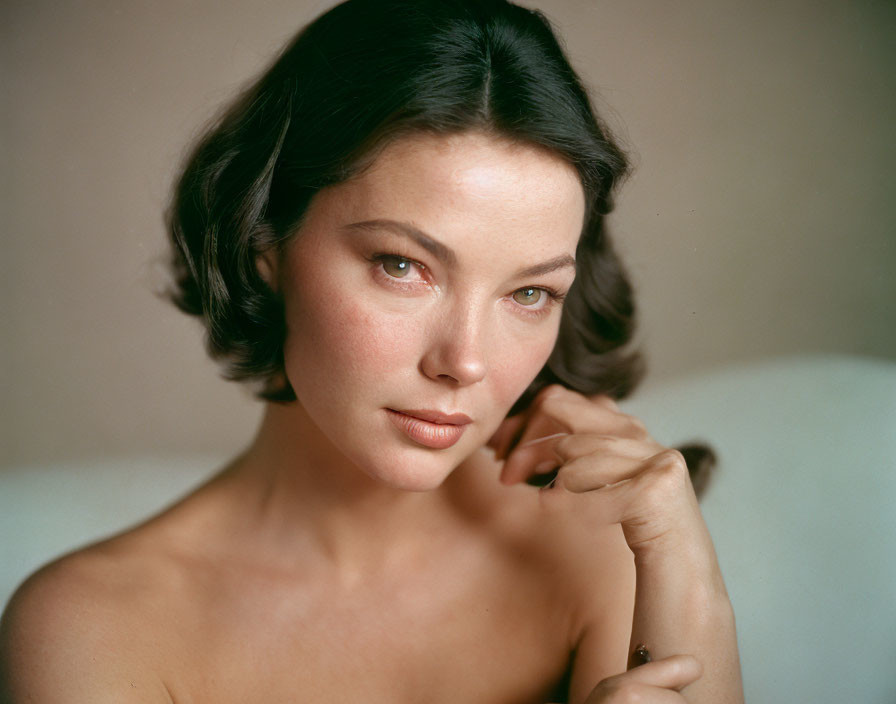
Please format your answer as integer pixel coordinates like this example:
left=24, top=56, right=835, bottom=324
left=553, top=463, right=587, bottom=492
left=623, top=414, right=649, bottom=438
left=553, top=433, right=596, bottom=460
left=537, top=384, right=567, bottom=402
left=553, top=433, right=576, bottom=460
left=551, top=466, right=570, bottom=491
left=539, top=394, right=563, bottom=415
left=532, top=390, right=556, bottom=413
left=595, top=393, right=620, bottom=409
left=643, top=450, right=689, bottom=496
left=654, top=448, right=688, bottom=475
left=586, top=393, right=619, bottom=413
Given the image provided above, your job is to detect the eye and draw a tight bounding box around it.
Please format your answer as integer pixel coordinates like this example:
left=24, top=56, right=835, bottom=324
left=512, top=287, right=547, bottom=308
left=381, top=255, right=415, bottom=279
left=369, top=253, right=428, bottom=285
left=508, top=285, right=567, bottom=319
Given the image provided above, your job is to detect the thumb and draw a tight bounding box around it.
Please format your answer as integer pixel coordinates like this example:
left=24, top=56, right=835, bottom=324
left=585, top=654, right=702, bottom=702
left=623, top=654, right=702, bottom=690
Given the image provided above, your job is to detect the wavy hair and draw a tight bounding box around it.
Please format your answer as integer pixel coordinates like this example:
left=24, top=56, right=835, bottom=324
left=168, top=0, right=641, bottom=406
left=167, top=0, right=716, bottom=493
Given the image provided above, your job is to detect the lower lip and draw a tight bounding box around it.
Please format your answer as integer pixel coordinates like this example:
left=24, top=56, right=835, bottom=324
left=386, top=410, right=469, bottom=450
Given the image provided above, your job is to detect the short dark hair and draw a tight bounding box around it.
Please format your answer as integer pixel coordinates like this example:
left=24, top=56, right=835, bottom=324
left=167, top=0, right=643, bottom=414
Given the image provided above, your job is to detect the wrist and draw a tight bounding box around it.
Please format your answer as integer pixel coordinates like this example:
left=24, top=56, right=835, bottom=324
left=632, top=534, right=731, bottom=601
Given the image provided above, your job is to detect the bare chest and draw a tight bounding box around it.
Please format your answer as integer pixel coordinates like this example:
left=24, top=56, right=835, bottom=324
left=160, top=558, right=575, bottom=704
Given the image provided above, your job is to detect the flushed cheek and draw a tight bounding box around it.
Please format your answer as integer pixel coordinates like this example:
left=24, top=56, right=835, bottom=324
left=287, top=287, right=421, bottom=384
left=284, top=257, right=559, bottom=428
left=336, top=300, right=420, bottom=375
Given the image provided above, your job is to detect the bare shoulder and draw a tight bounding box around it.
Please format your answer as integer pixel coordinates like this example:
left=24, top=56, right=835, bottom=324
left=540, top=486, right=635, bottom=624
left=452, top=448, right=635, bottom=701
left=531, top=480, right=636, bottom=702
left=455, top=448, right=635, bottom=626
left=0, top=535, right=176, bottom=702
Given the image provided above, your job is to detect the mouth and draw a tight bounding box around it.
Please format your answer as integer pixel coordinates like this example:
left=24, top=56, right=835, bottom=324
left=390, top=408, right=473, bottom=425
left=385, top=409, right=471, bottom=449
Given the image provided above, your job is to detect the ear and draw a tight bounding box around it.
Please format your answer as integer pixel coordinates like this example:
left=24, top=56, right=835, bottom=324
left=255, top=247, right=279, bottom=291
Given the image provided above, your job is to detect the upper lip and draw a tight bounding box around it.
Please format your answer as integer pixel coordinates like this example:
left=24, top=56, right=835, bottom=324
left=391, top=408, right=473, bottom=425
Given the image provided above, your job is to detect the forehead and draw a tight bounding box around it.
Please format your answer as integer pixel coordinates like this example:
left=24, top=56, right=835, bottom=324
left=312, top=131, right=586, bottom=260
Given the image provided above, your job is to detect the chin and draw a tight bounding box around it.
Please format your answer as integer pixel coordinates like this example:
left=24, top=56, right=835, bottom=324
left=337, top=408, right=482, bottom=491
left=361, top=446, right=466, bottom=492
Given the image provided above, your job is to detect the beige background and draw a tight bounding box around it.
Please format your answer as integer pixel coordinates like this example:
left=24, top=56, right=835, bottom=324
left=3, top=0, right=894, bottom=469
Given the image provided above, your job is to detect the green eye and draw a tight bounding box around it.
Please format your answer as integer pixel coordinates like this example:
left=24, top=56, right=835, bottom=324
left=512, top=288, right=543, bottom=306
left=382, top=256, right=413, bottom=278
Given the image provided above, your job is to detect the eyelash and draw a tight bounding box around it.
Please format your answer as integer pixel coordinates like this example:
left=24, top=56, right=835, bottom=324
left=368, top=252, right=567, bottom=319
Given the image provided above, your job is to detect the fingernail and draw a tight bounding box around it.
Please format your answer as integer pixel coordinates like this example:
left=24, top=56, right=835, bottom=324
left=520, top=432, right=568, bottom=449
left=534, top=460, right=556, bottom=474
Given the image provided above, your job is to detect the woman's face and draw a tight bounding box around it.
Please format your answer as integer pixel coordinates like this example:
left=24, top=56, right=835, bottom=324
left=273, top=131, right=585, bottom=491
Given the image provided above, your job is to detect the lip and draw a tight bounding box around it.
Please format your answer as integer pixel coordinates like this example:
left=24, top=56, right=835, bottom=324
left=391, top=408, right=473, bottom=425
left=386, top=409, right=471, bottom=449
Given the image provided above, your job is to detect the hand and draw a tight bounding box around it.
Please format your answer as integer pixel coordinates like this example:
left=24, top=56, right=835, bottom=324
left=582, top=654, right=703, bottom=703
left=487, top=384, right=709, bottom=556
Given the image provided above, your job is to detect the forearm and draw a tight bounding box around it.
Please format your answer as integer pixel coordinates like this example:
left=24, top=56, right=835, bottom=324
left=629, top=540, right=743, bottom=703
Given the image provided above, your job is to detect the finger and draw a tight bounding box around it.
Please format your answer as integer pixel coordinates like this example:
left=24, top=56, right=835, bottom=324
left=492, top=394, right=562, bottom=459
left=497, top=385, right=654, bottom=485
left=498, top=414, right=571, bottom=484
left=496, top=388, right=592, bottom=484
left=486, top=414, right=527, bottom=460
left=500, top=387, right=576, bottom=462
left=526, top=386, right=651, bottom=441
left=585, top=682, right=687, bottom=703
left=507, top=399, right=571, bottom=449
left=551, top=453, right=644, bottom=493
left=587, top=393, right=621, bottom=411
left=556, top=449, right=698, bottom=548
left=553, top=434, right=664, bottom=465
left=548, top=436, right=670, bottom=493
left=502, top=433, right=663, bottom=487
left=499, top=431, right=568, bottom=485
left=622, top=654, right=702, bottom=689
left=592, top=654, right=702, bottom=694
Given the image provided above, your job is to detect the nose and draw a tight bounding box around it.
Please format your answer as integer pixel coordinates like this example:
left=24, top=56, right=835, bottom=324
left=419, top=299, right=488, bottom=386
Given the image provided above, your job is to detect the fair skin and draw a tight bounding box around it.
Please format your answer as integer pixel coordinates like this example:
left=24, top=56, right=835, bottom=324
left=0, top=131, right=742, bottom=702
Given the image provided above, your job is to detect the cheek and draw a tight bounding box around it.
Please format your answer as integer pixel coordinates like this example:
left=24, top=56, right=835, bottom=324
left=283, top=279, right=419, bottom=383
left=487, top=325, right=559, bottom=410
left=280, top=240, right=560, bottom=409
left=335, top=299, right=417, bottom=373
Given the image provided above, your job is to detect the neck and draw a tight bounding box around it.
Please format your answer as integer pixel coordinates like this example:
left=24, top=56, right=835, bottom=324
left=221, top=401, right=462, bottom=579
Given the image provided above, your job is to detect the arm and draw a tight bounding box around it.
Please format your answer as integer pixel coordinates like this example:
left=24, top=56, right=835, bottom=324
left=0, top=560, right=173, bottom=704
left=626, top=502, right=741, bottom=702
left=490, top=384, right=744, bottom=703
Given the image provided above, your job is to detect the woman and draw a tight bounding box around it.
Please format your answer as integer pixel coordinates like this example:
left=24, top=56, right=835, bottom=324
left=0, top=1, right=742, bottom=701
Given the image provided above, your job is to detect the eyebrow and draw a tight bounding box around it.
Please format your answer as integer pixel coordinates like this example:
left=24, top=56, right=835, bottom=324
left=342, top=219, right=576, bottom=278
